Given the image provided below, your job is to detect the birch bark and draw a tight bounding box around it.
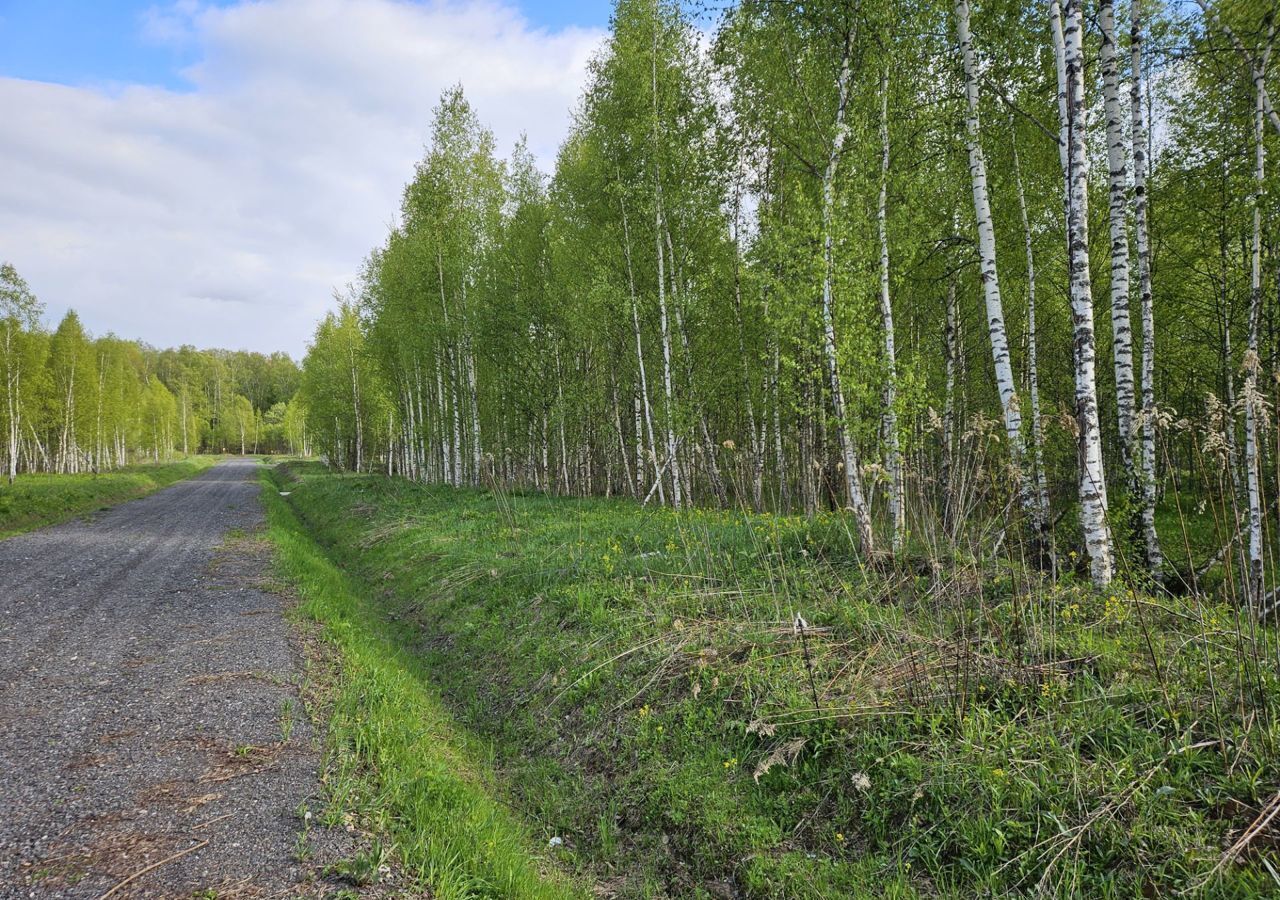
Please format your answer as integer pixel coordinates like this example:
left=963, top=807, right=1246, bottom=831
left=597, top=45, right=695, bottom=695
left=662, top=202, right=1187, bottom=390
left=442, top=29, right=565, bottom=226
left=955, top=0, right=1042, bottom=543
left=1055, top=0, right=1115, bottom=586
left=878, top=66, right=905, bottom=552
left=652, top=15, right=683, bottom=509
left=4, top=322, right=17, bottom=483
left=1100, top=0, right=1136, bottom=471
left=1011, top=128, right=1051, bottom=529
left=1131, top=0, right=1163, bottom=579
left=819, top=26, right=875, bottom=554
left=1243, top=43, right=1271, bottom=607
left=619, top=189, right=663, bottom=505
left=655, top=199, right=683, bottom=509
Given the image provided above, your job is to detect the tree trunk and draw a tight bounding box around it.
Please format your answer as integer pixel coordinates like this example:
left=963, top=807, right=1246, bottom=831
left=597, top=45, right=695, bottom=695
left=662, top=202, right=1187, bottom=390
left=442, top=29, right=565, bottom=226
left=772, top=341, right=786, bottom=511
left=955, top=0, right=1042, bottom=546
left=942, top=274, right=958, bottom=534
left=620, top=188, right=663, bottom=505
left=1243, top=52, right=1269, bottom=607
left=350, top=344, right=364, bottom=473
left=878, top=66, right=905, bottom=552
left=5, top=322, right=17, bottom=485
left=732, top=182, right=763, bottom=511
left=1011, top=125, right=1051, bottom=532
left=819, top=26, right=874, bottom=555
left=467, top=333, right=482, bottom=485
left=655, top=196, right=683, bottom=509
left=1131, top=0, right=1163, bottom=580
left=1100, top=1, right=1136, bottom=474
left=1055, top=0, right=1115, bottom=586
left=651, top=15, right=683, bottom=510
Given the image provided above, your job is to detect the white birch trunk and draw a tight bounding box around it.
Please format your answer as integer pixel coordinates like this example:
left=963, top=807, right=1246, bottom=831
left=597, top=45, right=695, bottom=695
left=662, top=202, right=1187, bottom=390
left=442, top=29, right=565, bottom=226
left=461, top=275, right=482, bottom=485
left=772, top=342, right=786, bottom=510
left=878, top=66, right=905, bottom=552
left=610, top=379, right=633, bottom=495
left=620, top=189, right=663, bottom=505
left=62, top=364, right=76, bottom=474
left=956, top=0, right=1042, bottom=542
left=94, top=354, right=105, bottom=472
left=1100, top=0, right=1136, bottom=471
left=8, top=367, right=18, bottom=483
left=651, top=14, right=683, bottom=510
left=1056, top=0, right=1114, bottom=586
left=5, top=322, right=18, bottom=484
left=1011, top=128, right=1051, bottom=528
left=467, top=333, right=481, bottom=484
left=655, top=197, right=683, bottom=509
left=633, top=392, right=645, bottom=498
left=435, top=355, right=451, bottom=485
left=556, top=344, right=570, bottom=493
left=731, top=178, right=764, bottom=511
left=1243, top=51, right=1270, bottom=607
left=349, top=343, right=363, bottom=473
left=1131, top=0, right=1163, bottom=579
left=819, top=27, right=875, bottom=555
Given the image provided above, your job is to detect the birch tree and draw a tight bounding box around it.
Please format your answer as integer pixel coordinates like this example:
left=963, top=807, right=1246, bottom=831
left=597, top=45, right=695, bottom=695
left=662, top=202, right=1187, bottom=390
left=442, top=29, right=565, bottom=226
left=1100, top=0, right=1136, bottom=472
left=819, top=23, right=874, bottom=554
left=1130, top=0, right=1162, bottom=579
left=1241, top=25, right=1274, bottom=607
left=878, top=65, right=905, bottom=552
left=954, top=0, right=1044, bottom=548
left=1011, top=127, right=1050, bottom=532
left=1053, top=0, right=1114, bottom=586
left=0, top=265, right=42, bottom=484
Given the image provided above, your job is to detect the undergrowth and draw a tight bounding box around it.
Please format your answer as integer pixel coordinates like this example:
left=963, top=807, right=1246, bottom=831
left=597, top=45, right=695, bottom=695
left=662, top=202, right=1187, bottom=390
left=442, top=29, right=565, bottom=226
left=271, top=461, right=1280, bottom=898
left=0, top=456, right=219, bottom=536
left=262, top=465, right=581, bottom=900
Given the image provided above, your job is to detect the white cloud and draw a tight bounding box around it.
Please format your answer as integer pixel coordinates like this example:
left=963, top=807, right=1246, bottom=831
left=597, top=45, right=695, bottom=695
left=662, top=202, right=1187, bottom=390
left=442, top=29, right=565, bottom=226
left=0, top=0, right=604, bottom=357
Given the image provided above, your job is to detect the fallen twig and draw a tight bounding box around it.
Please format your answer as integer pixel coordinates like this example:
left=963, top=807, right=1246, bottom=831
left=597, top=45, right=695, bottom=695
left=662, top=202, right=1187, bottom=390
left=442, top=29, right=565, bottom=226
left=96, top=839, right=209, bottom=899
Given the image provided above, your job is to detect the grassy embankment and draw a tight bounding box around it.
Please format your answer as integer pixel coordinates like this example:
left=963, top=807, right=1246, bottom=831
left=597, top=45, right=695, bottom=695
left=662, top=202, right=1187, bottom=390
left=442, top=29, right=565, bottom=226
left=263, top=466, right=581, bottom=900
left=267, top=460, right=1280, bottom=898
left=0, top=457, right=220, bottom=537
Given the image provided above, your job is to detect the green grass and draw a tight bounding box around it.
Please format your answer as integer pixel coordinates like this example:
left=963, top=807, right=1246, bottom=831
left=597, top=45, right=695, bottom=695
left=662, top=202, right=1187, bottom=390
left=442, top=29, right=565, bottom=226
left=0, top=457, right=220, bottom=537
left=261, top=467, right=582, bottom=900
left=269, top=461, right=1280, bottom=898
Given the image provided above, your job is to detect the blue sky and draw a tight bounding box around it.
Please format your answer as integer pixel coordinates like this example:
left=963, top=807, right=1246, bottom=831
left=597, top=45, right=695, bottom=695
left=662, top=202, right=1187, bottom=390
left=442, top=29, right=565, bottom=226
left=0, top=1, right=613, bottom=90
left=0, top=0, right=610, bottom=354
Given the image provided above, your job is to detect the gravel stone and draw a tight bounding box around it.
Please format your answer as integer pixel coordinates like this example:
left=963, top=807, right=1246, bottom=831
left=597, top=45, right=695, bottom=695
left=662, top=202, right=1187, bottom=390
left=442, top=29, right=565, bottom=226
left=0, top=459, right=352, bottom=897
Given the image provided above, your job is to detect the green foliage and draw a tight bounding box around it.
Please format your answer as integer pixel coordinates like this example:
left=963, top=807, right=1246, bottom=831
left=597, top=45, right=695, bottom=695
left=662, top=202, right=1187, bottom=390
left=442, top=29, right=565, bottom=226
left=295, top=0, right=1280, bottom=591
left=298, top=301, right=386, bottom=471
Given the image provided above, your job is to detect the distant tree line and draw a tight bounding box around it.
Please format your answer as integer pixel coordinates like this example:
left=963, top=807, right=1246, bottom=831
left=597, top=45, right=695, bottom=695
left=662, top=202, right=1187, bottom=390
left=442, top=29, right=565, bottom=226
left=0, top=263, right=302, bottom=479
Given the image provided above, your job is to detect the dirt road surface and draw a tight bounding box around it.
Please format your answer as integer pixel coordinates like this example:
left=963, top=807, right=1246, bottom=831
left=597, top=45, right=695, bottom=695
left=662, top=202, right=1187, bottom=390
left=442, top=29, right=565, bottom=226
left=0, top=459, right=346, bottom=897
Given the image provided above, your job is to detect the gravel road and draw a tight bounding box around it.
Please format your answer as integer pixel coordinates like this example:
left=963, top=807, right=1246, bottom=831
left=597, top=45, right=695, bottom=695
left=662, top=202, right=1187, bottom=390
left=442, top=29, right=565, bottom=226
left=0, top=459, right=350, bottom=897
